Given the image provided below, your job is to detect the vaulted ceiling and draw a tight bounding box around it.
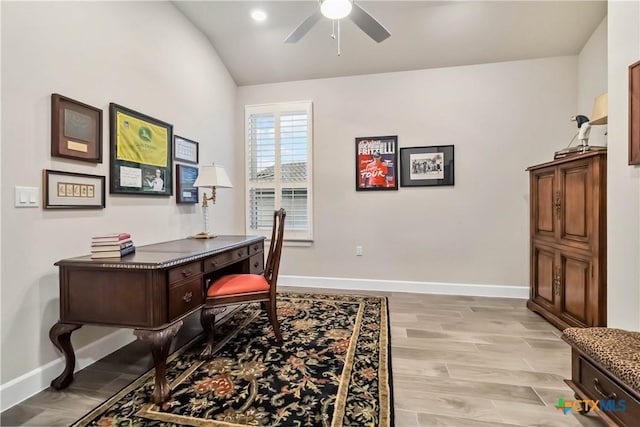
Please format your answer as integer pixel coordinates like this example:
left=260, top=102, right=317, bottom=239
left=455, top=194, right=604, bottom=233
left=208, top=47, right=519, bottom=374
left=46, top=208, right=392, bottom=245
left=173, top=1, right=607, bottom=86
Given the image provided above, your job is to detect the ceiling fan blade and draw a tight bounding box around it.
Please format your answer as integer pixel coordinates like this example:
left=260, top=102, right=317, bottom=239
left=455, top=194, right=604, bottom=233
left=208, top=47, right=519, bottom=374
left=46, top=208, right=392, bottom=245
left=349, top=3, right=391, bottom=43
left=285, top=10, right=323, bottom=43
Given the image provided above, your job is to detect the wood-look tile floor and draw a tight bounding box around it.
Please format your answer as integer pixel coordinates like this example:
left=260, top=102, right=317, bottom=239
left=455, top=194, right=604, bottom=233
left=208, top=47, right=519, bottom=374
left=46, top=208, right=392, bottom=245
left=1, top=289, right=607, bottom=426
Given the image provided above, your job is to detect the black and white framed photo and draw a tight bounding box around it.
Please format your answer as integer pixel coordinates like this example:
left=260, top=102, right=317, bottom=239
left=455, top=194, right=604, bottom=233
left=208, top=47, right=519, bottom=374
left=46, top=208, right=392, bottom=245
left=400, top=145, right=454, bottom=187
left=173, top=135, right=199, bottom=164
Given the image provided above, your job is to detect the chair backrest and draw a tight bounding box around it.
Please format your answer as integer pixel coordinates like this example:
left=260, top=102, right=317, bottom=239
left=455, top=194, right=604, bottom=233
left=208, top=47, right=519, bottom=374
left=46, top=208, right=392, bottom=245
left=264, top=209, right=286, bottom=294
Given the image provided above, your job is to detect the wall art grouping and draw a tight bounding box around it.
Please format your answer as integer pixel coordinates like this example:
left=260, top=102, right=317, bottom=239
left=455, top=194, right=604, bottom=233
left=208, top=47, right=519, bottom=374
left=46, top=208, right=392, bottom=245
left=45, top=93, right=205, bottom=208
left=356, top=135, right=454, bottom=191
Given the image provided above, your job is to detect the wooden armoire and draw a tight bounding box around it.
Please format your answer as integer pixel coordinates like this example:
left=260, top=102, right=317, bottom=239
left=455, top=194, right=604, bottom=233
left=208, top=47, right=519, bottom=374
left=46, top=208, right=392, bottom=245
left=527, top=150, right=606, bottom=330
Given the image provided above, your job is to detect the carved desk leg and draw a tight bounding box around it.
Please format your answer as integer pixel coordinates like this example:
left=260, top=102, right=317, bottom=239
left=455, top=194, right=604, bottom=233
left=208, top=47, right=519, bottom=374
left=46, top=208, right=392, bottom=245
left=49, top=322, right=82, bottom=389
left=134, top=321, right=182, bottom=404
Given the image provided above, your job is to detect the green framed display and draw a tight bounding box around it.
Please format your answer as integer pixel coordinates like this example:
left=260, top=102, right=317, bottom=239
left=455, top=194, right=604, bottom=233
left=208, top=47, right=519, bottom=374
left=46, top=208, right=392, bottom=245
left=109, top=103, right=173, bottom=196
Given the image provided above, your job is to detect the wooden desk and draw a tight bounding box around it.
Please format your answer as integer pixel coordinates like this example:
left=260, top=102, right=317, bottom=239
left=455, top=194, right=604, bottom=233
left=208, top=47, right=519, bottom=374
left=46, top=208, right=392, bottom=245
left=49, top=235, right=265, bottom=404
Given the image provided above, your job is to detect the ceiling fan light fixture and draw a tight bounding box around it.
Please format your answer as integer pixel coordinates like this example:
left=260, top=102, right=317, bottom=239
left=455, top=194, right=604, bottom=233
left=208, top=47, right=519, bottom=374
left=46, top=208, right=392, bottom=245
left=320, top=0, right=352, bottom=20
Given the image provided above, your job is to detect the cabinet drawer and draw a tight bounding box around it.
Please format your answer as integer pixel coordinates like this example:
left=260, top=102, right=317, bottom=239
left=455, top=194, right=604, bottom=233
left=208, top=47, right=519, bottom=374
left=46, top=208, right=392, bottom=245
left=250, top=253, right=264, bottom=274
left=204, top=248, right=248, bottom=272
left=578, top=356, right=640, bottom=426
left=168, top=277, right=203, bottom=321
left=168, top=261, right=203, bottom=285
left=249, top=242, right=263, bottom=255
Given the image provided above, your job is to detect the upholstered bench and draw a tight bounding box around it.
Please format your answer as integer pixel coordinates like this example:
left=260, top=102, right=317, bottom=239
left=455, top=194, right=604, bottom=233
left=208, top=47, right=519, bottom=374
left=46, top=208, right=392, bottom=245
left=562, top=327, right=640, bottom=426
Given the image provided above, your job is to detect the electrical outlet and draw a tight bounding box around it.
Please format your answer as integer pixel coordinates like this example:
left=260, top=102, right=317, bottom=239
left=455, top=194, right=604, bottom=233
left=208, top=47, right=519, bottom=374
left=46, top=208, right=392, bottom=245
left=356, top=245, right=363, bottom=256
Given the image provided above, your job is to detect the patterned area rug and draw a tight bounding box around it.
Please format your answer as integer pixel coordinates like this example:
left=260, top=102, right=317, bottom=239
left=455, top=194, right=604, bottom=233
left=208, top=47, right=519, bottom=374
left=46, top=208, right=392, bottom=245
left=72, top=293, right=393, bottom=426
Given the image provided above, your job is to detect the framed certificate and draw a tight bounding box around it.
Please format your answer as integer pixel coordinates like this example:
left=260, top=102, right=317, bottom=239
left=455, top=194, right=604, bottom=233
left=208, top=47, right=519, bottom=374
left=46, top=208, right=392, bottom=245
left=174, top=135, right=199, bottom=164
left=51, top=94, right=103, bottom=163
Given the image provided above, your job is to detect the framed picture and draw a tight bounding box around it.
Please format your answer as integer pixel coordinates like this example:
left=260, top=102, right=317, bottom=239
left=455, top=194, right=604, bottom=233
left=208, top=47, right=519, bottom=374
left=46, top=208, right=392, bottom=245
left=43, top=169, right=105, bottom=209
left=176, top=164, right=199, bottom=204
left=51, top=94, right=103, bottom=163
left=355, top=135, right=398, bottom=191
left=109, top=103, right=173, bottom=196
left=174, top=135, right=199, bottom=164
left=400, top=145, right=455, bottom=187
left=630, top=60, right=640, bottom=165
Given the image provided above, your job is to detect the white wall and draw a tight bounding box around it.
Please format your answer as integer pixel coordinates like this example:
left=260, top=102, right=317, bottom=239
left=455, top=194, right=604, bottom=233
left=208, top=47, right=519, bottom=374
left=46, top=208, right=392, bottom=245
left=238, top=57, right=578, bottom=289
left=607, top=0, right=640, bottom=330
left=0, top=0, right=239, bottom=393
left=578, top=17, right=608, bottom=147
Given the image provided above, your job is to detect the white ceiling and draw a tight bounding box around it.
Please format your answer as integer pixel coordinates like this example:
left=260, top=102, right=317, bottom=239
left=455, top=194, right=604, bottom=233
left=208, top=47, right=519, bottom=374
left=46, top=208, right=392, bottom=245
left=173, top=1, right=607, bottom=86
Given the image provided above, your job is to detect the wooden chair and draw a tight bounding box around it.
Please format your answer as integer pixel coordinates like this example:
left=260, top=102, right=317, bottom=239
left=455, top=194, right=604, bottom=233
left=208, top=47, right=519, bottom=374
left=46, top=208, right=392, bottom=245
left=199, top=209, right=286, bottom=359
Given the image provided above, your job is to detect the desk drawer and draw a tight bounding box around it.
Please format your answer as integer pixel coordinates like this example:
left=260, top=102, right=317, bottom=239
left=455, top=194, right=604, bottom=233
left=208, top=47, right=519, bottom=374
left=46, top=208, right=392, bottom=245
left=250, top=253, right=264, bottom=274
left=205, top=248, right=248, bottom=273
left=250, top=242, right=263, bottom=255
left=168, top=277, right=203, bottom=321
left=168, top=261, right=203, bottom=285
left=577, top=356, right=640, bottom=426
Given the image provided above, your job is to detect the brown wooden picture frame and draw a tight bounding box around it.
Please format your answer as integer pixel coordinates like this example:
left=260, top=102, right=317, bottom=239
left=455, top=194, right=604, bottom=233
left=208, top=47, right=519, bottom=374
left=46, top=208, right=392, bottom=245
left=630, top=60, right=640, bottom=165
left=51, top=94, right=103, bottom=163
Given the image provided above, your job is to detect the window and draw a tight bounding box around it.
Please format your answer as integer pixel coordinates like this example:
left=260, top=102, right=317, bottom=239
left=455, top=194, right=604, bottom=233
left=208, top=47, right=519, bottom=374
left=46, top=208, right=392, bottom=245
left=245, top=101, right=313, bottom=241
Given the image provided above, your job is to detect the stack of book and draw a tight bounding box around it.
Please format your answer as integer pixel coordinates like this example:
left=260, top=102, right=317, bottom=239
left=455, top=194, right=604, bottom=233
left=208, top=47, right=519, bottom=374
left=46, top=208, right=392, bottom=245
left=91, top=233, right=135, bottom=259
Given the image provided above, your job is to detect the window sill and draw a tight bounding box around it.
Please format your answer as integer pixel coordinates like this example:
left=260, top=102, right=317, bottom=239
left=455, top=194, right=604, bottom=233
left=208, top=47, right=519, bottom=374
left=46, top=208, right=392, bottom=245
left=265, top=239, right=313, bottom=248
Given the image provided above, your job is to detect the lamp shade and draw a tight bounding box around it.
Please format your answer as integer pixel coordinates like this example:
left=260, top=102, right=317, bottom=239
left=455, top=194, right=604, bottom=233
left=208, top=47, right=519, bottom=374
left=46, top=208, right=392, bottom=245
left=590, top=93, right=608, bottom=125
left=194, top=164, right=232, bottom=188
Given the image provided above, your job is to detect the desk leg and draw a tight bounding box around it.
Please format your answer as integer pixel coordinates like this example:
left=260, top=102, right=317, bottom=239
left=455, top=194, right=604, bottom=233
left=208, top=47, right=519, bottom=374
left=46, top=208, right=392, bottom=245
left=134, top=321, right=182, bottom=404
left=49, top=322, right=82, bottom=389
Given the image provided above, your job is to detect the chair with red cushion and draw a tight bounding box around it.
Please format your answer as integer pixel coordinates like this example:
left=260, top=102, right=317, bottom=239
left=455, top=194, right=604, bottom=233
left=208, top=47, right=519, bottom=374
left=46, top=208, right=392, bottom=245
left=200, top=209, right=286, bottom=359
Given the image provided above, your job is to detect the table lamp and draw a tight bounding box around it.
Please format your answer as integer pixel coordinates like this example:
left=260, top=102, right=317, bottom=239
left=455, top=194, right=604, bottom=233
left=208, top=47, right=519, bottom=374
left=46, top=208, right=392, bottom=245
left=193, top=164, right=232, bottom=239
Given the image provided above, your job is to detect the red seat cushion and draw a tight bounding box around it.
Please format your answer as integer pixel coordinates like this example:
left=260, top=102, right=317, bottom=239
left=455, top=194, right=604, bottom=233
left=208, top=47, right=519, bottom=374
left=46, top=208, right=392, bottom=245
left=206, top=274, right=270, bottom=297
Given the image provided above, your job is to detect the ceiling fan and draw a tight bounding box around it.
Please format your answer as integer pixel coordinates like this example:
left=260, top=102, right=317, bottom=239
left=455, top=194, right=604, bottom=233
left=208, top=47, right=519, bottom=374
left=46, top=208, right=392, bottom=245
left=285, top=0, right=391, bottom=54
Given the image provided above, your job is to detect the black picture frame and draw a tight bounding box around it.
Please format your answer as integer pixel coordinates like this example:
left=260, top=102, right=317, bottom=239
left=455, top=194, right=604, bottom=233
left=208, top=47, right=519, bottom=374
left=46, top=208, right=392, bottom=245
left=400, top=145, right=455, bottom=187
left=109, top=103, right=173, bottom=196
left=355, top=135, right=399, bottom=191
left=51, top=94, right=103, bottom=163
left=43, top=169, right=106, bottom=209
left=174, top=135, right=199, bottom=164
left=176, top=164, right=199, bottom=204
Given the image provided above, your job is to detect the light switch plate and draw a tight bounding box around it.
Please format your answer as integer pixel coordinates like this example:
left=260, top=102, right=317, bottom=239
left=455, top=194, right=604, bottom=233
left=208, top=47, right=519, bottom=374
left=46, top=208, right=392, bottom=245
left=15, top=186, right=40, bottom=208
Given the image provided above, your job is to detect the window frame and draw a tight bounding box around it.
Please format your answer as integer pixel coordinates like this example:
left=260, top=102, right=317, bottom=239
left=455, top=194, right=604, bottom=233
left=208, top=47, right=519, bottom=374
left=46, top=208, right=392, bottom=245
left=244, top=101, right=314, bottom=242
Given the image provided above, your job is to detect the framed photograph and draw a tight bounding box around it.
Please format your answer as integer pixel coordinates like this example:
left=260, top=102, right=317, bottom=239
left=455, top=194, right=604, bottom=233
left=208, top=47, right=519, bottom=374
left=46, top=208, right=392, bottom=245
left=630, top=60, right=640, bottom=165
left=400, top=145, right=455, bottom=187
left=174, top=135, right=199, bottom=164
left=355, top=135, right=398, bottom=191
left=176, top=164, right=199, bottom=204
left=43, top=169, right=105, bottom=209
left=51, top=94, right=103, bottom=163
left=109, top=103, right=173, bottom=196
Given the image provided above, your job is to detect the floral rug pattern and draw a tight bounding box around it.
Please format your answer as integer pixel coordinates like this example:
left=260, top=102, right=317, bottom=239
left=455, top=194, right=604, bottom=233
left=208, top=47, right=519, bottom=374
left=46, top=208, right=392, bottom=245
left=72, top=293, right=392, bottom=426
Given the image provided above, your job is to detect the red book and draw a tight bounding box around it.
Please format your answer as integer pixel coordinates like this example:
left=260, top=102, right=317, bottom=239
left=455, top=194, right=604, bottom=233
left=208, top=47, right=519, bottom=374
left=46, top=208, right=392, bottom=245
left=91, top=233, right=131, bottom=243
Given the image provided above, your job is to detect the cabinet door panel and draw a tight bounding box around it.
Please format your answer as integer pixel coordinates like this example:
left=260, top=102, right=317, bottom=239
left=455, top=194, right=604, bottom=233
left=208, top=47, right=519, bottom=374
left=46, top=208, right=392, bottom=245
left=531, top=168, right=556, bottom=240
left=559, top=160, right=591, bottom=250
left=532, top=243, right=556, bottom=309
left=560, top=251, right=591, bottom=327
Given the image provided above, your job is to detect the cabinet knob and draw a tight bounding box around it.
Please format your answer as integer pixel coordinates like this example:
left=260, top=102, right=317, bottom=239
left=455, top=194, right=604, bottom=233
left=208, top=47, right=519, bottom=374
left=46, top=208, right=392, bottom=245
left=254, top=262, right=260, bottom=268
left=181, top=268, right=192, bottom=277
left=182, top=291, right=193, bottom=303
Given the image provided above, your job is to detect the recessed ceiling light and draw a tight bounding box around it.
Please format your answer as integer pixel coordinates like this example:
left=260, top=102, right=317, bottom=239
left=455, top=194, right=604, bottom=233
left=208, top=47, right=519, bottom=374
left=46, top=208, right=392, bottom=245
left=251, top=9, right=267, bottom=22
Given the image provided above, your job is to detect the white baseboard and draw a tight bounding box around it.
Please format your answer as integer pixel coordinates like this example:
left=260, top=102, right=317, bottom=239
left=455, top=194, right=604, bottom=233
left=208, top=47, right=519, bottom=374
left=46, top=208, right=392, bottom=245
left=0, top=329, right=135, bottom=412
left=278, top=275, right=529, bottom=299
left=0, top=275, right=527, bottom=412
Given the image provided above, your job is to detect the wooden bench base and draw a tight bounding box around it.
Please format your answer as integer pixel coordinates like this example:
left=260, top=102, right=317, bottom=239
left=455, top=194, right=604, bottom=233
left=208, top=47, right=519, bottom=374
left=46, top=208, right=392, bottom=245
left=566, top=347, right=640, bottom=426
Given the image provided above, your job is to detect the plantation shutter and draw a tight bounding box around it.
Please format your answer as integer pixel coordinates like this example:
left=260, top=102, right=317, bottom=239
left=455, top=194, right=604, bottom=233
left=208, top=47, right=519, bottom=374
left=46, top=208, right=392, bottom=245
left=246, top=102, right=313, bottom=241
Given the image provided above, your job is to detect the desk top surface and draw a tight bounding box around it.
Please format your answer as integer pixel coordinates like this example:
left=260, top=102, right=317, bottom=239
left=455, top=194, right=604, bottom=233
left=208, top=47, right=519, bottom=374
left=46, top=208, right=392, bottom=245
left=55, top=235, right=265, bottom=269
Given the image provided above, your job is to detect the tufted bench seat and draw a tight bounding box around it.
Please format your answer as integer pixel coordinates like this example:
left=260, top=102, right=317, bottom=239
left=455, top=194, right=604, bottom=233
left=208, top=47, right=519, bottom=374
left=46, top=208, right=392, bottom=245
left=562, top=327, right=640, bottom=426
